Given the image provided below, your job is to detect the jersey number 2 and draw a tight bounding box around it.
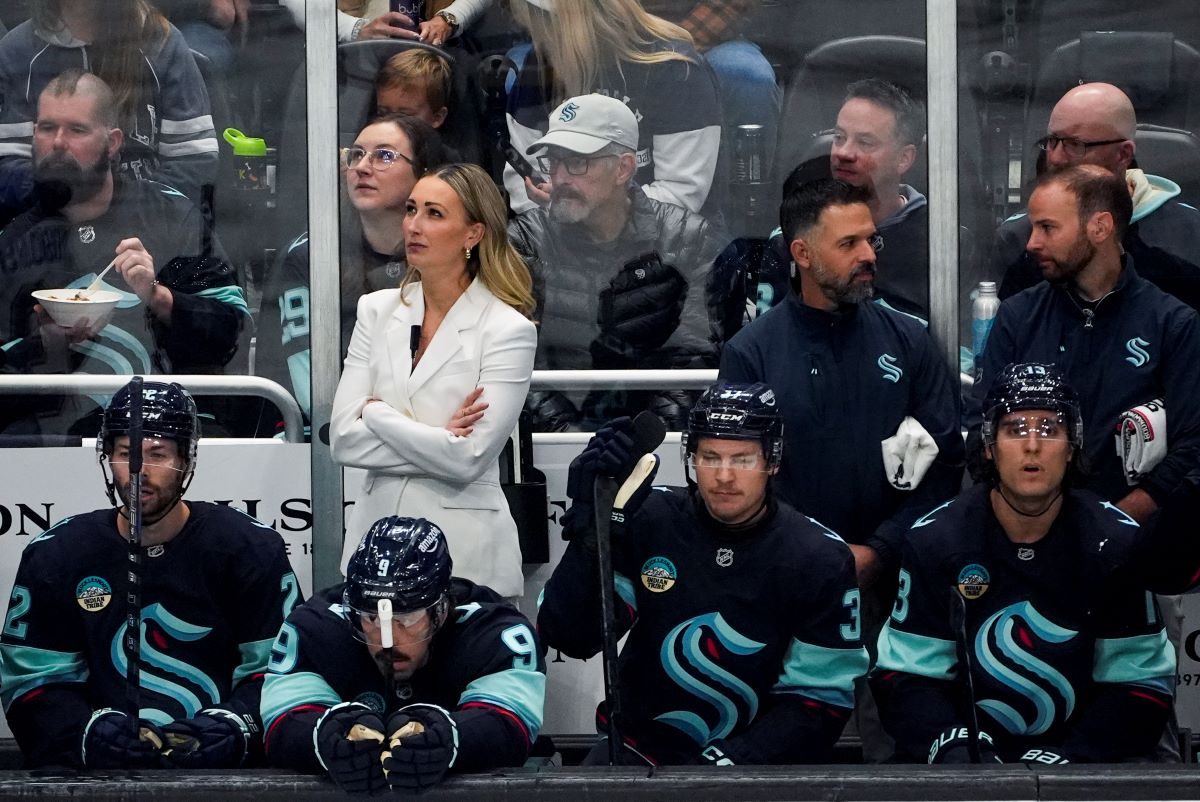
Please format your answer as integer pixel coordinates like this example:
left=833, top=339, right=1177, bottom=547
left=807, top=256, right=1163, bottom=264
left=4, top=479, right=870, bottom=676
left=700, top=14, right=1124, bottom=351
left=2, top=586, right=30, bottom=640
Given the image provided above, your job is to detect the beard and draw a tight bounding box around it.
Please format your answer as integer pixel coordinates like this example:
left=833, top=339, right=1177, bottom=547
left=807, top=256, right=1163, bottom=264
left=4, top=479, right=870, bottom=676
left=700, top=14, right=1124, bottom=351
left=811, top=258, right=876, bottom=305
left=116, top=472, right=185, bottom=524
left=33, top=151, right=111, bottom=208
left=1037, top=234, right=1095, bottom=285
left=548, top=186, right=592, bottom=224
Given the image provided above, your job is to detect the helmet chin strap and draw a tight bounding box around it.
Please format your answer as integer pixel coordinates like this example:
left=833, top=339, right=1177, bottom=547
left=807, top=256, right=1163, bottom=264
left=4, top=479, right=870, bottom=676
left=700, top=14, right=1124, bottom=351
left=995, top=485, right=1062, bottom=518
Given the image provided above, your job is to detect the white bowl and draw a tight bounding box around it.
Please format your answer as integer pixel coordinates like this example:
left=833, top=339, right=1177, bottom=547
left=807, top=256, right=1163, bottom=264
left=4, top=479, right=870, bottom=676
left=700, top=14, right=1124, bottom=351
left=32, top=289, right=123, bottom=331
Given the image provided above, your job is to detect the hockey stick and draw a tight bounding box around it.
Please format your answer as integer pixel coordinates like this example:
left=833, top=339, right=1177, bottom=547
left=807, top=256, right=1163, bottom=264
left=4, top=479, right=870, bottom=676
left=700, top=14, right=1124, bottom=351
left=949, top=588, right=983, bottom=763
left=124, top=376, right=145, bottom=736
left=593, top=412, right=665, bottom=765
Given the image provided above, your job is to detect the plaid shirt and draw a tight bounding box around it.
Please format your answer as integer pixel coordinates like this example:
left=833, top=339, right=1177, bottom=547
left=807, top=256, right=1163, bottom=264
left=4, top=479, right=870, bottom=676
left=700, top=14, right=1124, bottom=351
left=642, top=0, right=760, bottom=51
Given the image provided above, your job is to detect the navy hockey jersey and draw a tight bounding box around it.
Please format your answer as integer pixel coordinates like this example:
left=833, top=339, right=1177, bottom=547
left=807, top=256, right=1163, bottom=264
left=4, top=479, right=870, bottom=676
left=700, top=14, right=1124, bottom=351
left=0, top=502, right=299, bottom=767
left=873, top=484, right=1175, bottom=762
left=538, top=488, right=869, bottom=764
left=261, top=579, right=546, bottom=773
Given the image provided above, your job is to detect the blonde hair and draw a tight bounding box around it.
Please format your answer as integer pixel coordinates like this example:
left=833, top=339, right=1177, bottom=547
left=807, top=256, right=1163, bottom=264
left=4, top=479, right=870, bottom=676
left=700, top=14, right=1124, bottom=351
left=376, top=48, right=453, bottom=113
left=400, top=164, right=536, bottom=319
left=512, top=0, right=695, bottom=101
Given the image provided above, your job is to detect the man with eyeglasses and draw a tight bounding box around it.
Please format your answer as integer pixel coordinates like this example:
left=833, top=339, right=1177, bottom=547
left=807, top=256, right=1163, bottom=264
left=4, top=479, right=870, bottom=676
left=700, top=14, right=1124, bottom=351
left=509, top=93, right=727, bottom=431
left=0, top=379, right=299, bottom=769
left=262, top=516, right=546, bottom=794
left=993, top=82, right=1200, bottom=310
left=538, top=382, right=868, bottom=766
left=874, top=363, right=1175, bottom=765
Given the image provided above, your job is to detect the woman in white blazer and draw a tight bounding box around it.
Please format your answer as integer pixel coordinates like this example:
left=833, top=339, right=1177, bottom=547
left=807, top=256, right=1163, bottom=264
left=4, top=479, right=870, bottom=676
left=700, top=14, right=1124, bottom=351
left=331, top=163, right=537, bottom=597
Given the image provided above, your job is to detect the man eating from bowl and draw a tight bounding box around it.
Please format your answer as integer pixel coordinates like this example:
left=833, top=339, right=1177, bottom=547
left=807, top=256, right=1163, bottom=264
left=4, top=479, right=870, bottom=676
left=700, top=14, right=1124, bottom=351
left=0, top=69, right=245, bottom=436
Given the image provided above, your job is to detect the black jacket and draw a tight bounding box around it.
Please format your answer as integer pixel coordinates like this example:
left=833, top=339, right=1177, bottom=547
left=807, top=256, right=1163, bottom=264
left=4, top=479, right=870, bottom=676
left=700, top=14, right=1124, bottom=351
left=968, top=257, right=1200, bottom=506
left=720, top=293, right=964, bottom=568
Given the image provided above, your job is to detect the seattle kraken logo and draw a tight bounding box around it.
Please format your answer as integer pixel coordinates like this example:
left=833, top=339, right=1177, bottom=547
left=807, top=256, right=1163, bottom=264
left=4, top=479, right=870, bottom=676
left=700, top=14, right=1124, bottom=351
left=558, top=101, right=581, bottom=122
left=1125, top=337, right=1151, bottom=367
left=974, top=602, right=1077, bottom=736
left=110, top=604, right=220, bottom=725
left=655, top=613, right=765, bottom=745
left=878, top=353, right=902, bottom=383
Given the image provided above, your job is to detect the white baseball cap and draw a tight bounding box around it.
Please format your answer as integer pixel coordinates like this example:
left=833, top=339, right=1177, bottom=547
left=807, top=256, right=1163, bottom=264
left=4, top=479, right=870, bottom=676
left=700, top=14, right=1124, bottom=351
left=526, top=94, right=639, bottom=156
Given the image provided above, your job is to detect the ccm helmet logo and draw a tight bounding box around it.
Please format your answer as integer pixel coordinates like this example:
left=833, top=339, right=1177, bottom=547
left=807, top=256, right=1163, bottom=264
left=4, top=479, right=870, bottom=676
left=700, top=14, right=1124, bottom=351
left=708, top=412, right=744, bottom=422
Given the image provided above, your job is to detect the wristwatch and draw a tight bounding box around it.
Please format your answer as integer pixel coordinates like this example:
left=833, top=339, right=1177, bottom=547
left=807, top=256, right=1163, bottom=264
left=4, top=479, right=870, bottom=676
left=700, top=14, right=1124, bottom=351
left=435, top=9, right=459, bottom=32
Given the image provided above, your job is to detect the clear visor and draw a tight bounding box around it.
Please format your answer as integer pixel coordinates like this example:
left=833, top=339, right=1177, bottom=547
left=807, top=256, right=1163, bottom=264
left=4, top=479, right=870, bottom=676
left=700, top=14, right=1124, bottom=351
left=106, top=437, right=187, bottom=471
left=994, top=413, right=1070, bottom=442
left=350, top=598, right=440, bottom=647
left=685, top=451, right=770, bottom=472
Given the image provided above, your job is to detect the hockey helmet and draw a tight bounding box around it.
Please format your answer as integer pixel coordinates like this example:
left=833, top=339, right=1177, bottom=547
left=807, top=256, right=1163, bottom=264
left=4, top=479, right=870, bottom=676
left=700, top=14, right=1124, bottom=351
left=682, top=382, right=784, bottom=469
left=982, top=363, right=1083, bottom=448
left=345, top=516, right=453, bottom=618
left=98, top=379, right=200, bottom=466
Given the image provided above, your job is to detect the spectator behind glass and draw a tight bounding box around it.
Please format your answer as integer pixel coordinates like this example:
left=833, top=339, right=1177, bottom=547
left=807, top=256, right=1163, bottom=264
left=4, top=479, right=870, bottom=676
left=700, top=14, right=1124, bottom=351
left=0, top=69, right=244, bottom=437
left=257, top=113, right=445, bottom=422
left=505, top=0, right=722, bottom=216
left=330, top=163, right=537, bottom=598
left=278, top=0, right=484, bottom=43
left=0, top=0, right=219, bottom=218
left=375, top=48, right=451, bottom=129
left=509, top=93, right=726, bottom=432
left=154, top=0, right=247, bottom=76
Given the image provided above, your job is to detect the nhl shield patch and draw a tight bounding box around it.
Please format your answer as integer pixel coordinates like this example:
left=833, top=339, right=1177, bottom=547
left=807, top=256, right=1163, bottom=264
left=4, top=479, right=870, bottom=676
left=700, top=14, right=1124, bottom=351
left=641, top=556, right=677, bottom=593
left=715, top=548, right=733, bottom=568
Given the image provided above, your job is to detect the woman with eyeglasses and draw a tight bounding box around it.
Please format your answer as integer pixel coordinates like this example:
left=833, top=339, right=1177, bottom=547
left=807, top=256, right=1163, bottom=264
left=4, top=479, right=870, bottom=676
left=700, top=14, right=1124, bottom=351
left=503, top=0, right=722, bottom=217
left=330, top=163, right=537, bottom=599
left=257, top=113, right=443, bottom=422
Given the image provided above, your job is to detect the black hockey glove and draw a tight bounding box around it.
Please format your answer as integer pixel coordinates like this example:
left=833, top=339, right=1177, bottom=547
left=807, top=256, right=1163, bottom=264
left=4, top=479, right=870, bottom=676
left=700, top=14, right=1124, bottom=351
left=161, top=708, right=253, bottom=768
left=927, top=726, right=1002, bottom=764
left=381, top=704, right=459, bottom=794
left=1019, top=747, right=1071, bottom=766
left=81, top=708, right=167, bottom=769
left=561, top=417, right=639, bottom=547
left=315, top=702, right=388, bottom=795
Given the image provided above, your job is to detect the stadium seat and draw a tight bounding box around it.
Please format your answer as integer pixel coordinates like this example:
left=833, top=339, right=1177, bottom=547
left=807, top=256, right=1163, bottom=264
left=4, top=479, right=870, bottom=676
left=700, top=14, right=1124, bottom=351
left=1022, top=31, right=1200, bottom=198
left=1135, top=123, right=1200, bottom=209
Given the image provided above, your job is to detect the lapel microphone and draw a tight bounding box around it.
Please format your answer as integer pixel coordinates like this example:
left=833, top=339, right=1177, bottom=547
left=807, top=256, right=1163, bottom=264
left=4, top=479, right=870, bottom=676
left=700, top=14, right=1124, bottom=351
left=409, top=324, right=422, bottom=368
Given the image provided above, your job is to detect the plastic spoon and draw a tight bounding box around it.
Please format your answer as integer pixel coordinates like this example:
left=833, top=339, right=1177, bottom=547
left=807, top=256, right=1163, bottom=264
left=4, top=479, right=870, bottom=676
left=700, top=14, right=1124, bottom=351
left=82, top=257, right=118, bottom=297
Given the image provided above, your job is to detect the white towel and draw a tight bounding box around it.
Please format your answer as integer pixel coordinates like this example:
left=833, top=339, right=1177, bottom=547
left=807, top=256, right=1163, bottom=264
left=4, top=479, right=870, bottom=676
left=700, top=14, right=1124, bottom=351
left=881, top=416, right=939, bottom=491
left=1116, top=399, right=1167, bottom=486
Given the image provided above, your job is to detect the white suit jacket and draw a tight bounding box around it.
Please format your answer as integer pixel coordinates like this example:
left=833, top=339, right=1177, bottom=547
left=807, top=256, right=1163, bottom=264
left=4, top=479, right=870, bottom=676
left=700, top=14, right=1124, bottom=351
left=330, top=278, right=537, bottom=596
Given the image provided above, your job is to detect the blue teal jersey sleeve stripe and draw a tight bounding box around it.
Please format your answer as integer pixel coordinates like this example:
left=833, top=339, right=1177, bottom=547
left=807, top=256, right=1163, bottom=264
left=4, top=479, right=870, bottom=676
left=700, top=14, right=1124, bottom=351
left=1094, top=629, right=1176, bottom=692
left=261, top=671, right=341, bottom=730
left=875, top=621, right=958, bottom=679
left=234, top=637, right=276, bottom=685
left=458, top=668, right=546, bottom=740
left=772, top=637, right=868, bottom=709
left=0, top=643, right=89, bottom=711
left=197, top=285, right=250, bottom=316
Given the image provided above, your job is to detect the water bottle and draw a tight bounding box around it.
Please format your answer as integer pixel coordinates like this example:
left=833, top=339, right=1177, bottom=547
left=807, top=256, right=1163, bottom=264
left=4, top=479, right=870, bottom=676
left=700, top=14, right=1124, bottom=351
left=972, top=281, right=1001, bottom=360
left=223, top=128, right=268, bottom=192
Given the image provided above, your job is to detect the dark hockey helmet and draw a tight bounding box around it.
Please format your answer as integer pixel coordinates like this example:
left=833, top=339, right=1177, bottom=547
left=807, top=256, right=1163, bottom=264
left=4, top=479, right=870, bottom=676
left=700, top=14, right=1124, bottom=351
left=345, top=516, right=453, bottom=619
left=97, top=379, right=200, bottom=466
left=982, top=363, right=1083, bottom=448
left=682, top=382, right=784, bottom=469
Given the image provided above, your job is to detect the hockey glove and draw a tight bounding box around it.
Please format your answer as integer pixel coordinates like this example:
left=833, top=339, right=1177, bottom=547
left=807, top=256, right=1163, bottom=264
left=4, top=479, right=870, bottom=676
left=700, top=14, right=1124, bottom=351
left=927, top=726, right=1002, bottom=764
left=562, top=417, right=639, bottom=546
left=81, top=708, right=167, bottom=769
left=161, top=708, right=253, bottom=768
left=315, top=702, right=388, bottom=795
left=1020, top=747, right=1071, bottom=766
left=381, top=704, right=459, bottom=794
